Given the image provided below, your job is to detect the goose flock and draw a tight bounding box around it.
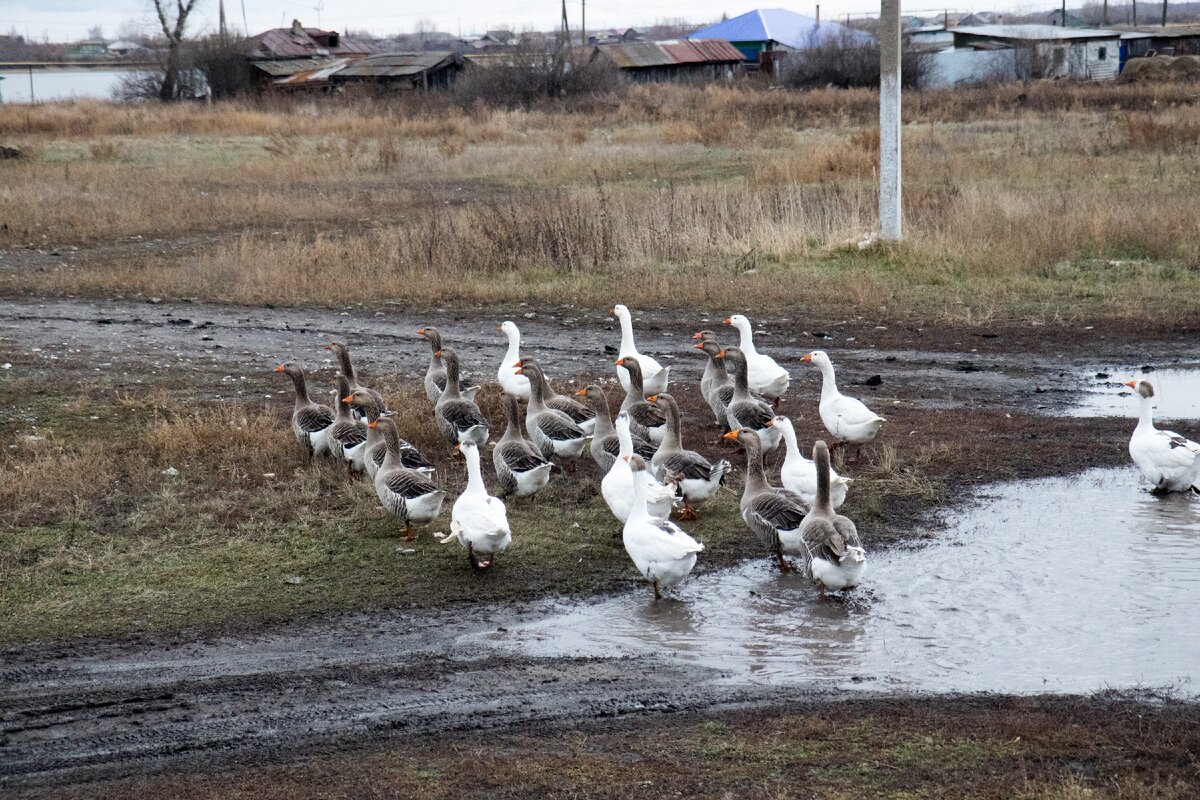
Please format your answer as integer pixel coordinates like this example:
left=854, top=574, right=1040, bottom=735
left=274, top=310, right=1195, bottom=599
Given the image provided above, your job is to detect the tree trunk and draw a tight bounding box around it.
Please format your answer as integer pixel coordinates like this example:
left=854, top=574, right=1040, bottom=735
left=159, top=41, right=179, bottom=101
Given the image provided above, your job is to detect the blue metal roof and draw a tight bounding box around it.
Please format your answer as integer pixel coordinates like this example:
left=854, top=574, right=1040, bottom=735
left=688, top=8, right=872, bottom=50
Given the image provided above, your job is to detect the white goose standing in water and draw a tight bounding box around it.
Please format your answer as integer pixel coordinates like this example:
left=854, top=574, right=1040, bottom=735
left=612, top=304, right=669, bottom=397
left=1125, top=379, right=1200, bottom=493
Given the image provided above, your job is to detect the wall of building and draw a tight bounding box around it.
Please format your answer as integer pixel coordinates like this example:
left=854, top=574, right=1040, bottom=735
left=925, top=48, right=1016, bottom=87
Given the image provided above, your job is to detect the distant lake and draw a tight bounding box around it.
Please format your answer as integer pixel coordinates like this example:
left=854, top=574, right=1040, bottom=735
left=0, top=69, right=134, bottom=103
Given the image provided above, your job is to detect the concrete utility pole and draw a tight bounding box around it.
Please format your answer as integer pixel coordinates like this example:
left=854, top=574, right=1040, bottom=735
left=582, top=0, right=587, bottom=46
left=1162, top=0, right=1168, bottom=26
left=1102, top=0, right=1108, bottom=25
left=879, top=0, right=902, bottom=241
left=561, top=0, right=570, bottom=42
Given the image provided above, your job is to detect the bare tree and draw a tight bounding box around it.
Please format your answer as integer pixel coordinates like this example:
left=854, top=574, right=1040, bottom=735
left=152, top=0, right=203, bottom=101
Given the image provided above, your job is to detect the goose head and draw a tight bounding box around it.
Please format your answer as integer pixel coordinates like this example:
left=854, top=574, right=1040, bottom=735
left=723, top=314, right=751, bottom=334
left=416, top=326, right=442, bottom=350
left=498, top=320, right=520, bottom=339
left=801, top=350, right=831, bottom=368
left=692, top=329, right=717, bottom=342
left=722, top=427, right=763, bottom=453
left=273, top=362, right=303, bottom=378
left=325, top=341, right=347, bottom=357
left=625, top=453, right=647, bottom=473
left=611, top=304, right=629, bottom=321
left=1124, top=379, right=1154, bottom=399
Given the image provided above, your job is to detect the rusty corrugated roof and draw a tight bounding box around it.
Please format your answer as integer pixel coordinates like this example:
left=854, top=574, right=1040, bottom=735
left=272, top=58, right=354, bottom=85
left=598, top=39, right=744, bottom=68
left=253, top=57, right=343, bottom=77
left=334, top=52, right=461, bottom=78
left=248, top=27, right=381, bottom=59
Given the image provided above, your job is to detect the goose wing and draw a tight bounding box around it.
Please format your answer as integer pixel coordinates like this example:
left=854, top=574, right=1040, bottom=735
left=535, top=409, right=586, bottom=441
left=802, top=516, right=856, bottom=563
left=746, top=490, right=808, bottom=550
left=548, top=395, right=596, bottom=426
left=382, top=468, right=441, bottom=500
left=439, top=399, right=488, bottom=432
left=728, top=398, right=773, bottom=430
left=1148, top=429, right=1200, bottom=468
left=398, top=441, right=435, bottom=472
left=657, top=450, right=715, bottom=482
left=297, top=404, right=335, bottom=433
left=499, top=439, right=551, bottom=472
left=628, top=399, right=666, bottom=429
left=631, top=519, right=704, bottom=561
left=827, top=394, right=883, bottom=426
left=331, top=420, right=367, bottom=447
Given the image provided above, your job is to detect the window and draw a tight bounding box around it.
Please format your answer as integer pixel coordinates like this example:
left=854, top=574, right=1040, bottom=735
left=1098, top=46, right=1107, bottom=60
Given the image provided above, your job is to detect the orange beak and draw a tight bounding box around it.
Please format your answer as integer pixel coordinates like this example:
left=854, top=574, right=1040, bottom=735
left=691, top=332, right=704, bottom=340
left=273, top=364, right=285, bottom=372
left=496, top=326, right=503, bottom=332
left=715, top=350, right=726, bottom=360
left=723, top=430, right=739, bottom=441
left=610, top=307, right=618, bottom=315
left=454, top=443, right=461, bottom=452
left=341, top=394, right=354, bottom=403
left=575, top=388, right=587, bottom=396
left=513, top=360, right=523, bottom=367
left=800, top=353, right=813, bottom=363
left=433, top=350, right=442, bottom=358
left=647, top=395, right=658, bottom=403
left=324, top=344, right=332, bottom=350
left=615, top=357, right=626, bottom=366
left=723, top=317, right=732, bottom=324
left=693, top=343, right=705, bottom=350
left=368, top=420, right=377, bottom=429
left=1124, top=380, right=1137, bottom=388
left=623, top=455, right=630, bottom=462
left=416, top=328, right=426, bottom=335
left=765, top=418, right=775, bottom=427
left=515, top=367, right=525, bottom=375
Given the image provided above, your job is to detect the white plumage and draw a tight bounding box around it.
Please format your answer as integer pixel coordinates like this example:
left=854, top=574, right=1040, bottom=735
left=1125, top=379, right=1200, bottom=493
left=803, top=350, right=885, bottom=447
left=496, top=320, right=531, bottom=402
left=622, top=454, right=703, bottom=599
left=773, top=416, right=850, bottom=509
left=724, top=314, right=789, bottom=401
left=612, top=304, right=670, bottom=396
left=438, top=440, right=512, bottom=570
left=603, top=412, right=677, bottom=523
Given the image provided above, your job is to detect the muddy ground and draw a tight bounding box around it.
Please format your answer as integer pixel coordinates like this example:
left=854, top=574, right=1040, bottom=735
left=3, top=296, right=1199, bottom=795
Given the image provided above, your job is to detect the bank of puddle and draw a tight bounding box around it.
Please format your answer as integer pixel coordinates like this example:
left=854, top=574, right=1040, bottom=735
left=1068, top=367, right=1200, bottom=419
left=477, top=468, right=1200, bottom=696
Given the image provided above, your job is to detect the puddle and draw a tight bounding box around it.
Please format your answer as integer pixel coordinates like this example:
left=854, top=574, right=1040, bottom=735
left=479, top=468, right=1200, bottom=695
left=1068, top=367, right=1200, bottom=419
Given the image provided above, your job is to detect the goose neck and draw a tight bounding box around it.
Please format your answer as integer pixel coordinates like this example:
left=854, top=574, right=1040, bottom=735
left=289, top=370, right=311, bottom=405
left=616, top=420, right=634, bottom=458
left=617, top=313, right=635, bottom=355
left=735, top=322, right=755, bottom=354
left=463, top=446, right=487, bottom=495
left=627, top=471, right=649, bottom=522
left=743, top=444, right=769, bottom=496
left=662, top=401, right=683, bottom=450
left=814, top=445, right=834, bottom=515
left=817, top=360, right=839, bottom=400
left=1137, top=396, right=1155, bottom=431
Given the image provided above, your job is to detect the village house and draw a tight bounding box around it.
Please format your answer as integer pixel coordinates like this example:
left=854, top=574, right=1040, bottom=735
left=687, top=8, right=871, bottom=74
left=592, top=39, right=745, bottom=83
left=246, top=20, right=381, bottom=89
left=949, top=24, right=1120, bottom=80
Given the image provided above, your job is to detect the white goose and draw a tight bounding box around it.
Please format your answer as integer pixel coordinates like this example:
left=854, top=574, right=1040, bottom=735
left=612, top=304, right=669, bottom=397
left=799, top=440, right=866, bottom=596
left=622, top=454, right=704, bottom=600
left=436, top=438, right=512, bottom=570
left=772, top=416, right=850, bottom=509
left=496, top=321, right=531, bottom=402
left=603, top=411, right=677, bottom=524
left=1125, top=379, right=1200, bottom=493
left=802, top=350, right=885, bottom=458
left=724, top=314, right=789, bottom=403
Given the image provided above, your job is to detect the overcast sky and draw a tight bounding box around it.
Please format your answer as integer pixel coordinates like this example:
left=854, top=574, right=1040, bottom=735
left=6, top=0, right=1062, bottom=41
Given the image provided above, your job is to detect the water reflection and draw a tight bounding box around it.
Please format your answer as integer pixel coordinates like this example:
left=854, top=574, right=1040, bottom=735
left=479, top=468, right=1200, bottom=695
left=1068, top=367, right=1200, bottom=419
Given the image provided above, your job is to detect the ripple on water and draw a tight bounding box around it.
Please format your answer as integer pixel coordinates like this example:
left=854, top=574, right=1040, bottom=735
left=479, top=468, right=1200, bottom=695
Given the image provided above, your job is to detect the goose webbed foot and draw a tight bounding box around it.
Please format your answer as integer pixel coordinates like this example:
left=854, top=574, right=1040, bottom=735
left=653, top=580, right=662, bottom=601
left=678, top=501, right=698, bottom=522
left=776, top=553, right=791, bottom=574
left=400, top=523, right=417, bottom=542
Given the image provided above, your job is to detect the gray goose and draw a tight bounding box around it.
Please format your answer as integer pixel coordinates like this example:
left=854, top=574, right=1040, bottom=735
left=493, top=393, right=554, bottom=498
left=416, top=326, right=479, bottom=404
left=329, top=375, right=369, bottom=476
left=434, top=346, right=490, bottom=445
left=724, top=428, right=810, bottom=574
left=798, top=440, right=866, bottom=596
left=326, top=341, right=386, bottom=420
left=715, top=347, right=781, bottom=452
left=274, top=362, right=336, bottom=461
left=576, top=384, right=657, bottom=472
left=648, top=393, right=730, bottom=521
left=518, top=356, right=595, bottom=435
left=370, top=416, right=447, bottom=541
left=344, top=389, right=434, bottom=478
left=693, top=331, right=732, bottom=431
left=614, top=355, right=667, bottom=445
left=517, top=360, right=589, bottom=471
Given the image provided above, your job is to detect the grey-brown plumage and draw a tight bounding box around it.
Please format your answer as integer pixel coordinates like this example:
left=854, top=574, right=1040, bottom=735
left=417, top=326, right=478, bottom=403
left=577, top=384, right=657, bottom=472
left=726, top=428, right=809, bottom=573
left=433, top=347, right=490, bottom=445
left=519, top=361, right=590, bottom=466
left=797, top=440, right=865, bottom=591
left=493, top=393, right=554, bottom=498
left=328, top=375, right=368, bottom=471
left=371, top=416, right=446, bottom=540
left=327, top=341, right=387, bottom=420
left=346, top=390, right=434, bottom=477
left=275, top=361, right=336, bottom=460
left=615, top=355, right=666, bottom=444
left=649, top=393, right=729, bottom=520
left=519, top=356, right=596, bottom=433
left=717, top=347, right=781, bottom=451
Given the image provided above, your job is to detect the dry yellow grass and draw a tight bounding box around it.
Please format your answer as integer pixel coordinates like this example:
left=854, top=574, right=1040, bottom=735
left=1, top=83, right=1199, bottom=323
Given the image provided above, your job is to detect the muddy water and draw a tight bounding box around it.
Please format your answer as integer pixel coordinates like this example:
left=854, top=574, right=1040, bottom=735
left=480, top=468, right=1200, bottom=695
left=1069, top=367, right=1200, bottom=419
